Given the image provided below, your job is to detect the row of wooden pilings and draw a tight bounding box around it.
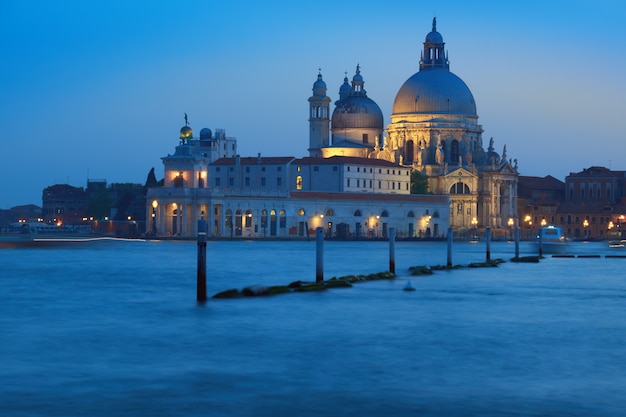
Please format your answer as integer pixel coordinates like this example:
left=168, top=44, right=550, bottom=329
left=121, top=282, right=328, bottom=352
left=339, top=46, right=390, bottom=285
left=196, top=220, right=525, bottom=303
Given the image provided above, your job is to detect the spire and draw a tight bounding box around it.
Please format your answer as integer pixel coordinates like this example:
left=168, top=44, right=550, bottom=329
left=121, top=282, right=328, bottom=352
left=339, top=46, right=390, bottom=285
left=420, top=18, right=449, bottom=71
left=351, top=63, right=365, bottom=95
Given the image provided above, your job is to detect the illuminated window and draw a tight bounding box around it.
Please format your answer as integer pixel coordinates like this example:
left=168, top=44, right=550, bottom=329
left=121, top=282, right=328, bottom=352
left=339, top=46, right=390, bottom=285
left=297, top=208, right=305, bottom=216
left=296, top=176, right=303, bottom=190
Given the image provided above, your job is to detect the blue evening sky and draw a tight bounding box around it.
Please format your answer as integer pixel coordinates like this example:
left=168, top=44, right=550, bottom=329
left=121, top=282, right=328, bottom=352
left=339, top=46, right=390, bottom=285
left=1, top=0, right=625, bottom=208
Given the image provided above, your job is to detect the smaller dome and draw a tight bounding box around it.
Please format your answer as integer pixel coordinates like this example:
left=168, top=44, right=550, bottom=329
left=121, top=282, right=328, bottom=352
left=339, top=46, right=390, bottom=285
left=313, top=73, right=326, bottom=90
left=338, top=76, right=351, bottom=101
left=199, top=128, right=212, bottom=140
left=312, top=73, right=327, bottom=97
left=180, top=125, right=193, bottom=139
left=425, top=30, right=443, bottom=43
left=352, top=72, right=363, bottom=83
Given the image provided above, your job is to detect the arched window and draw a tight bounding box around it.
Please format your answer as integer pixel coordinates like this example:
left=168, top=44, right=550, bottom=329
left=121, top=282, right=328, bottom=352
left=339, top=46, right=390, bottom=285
left=225, top=209, right=233, bottom=230
left=279, top=210, right=286, bottom=228
left=407, top=211, right=415, bottom=218
left=244, top=209, right=252, bottom=228
left=354, top=209, right=362, bottom=217
left=297, top=208, right=305, bottom=216
left=326, top=209, right=334, bottom=216
left=404, top=140, right=414, bottom=164
left=449, top=182, right=470, bottom=194
left=432, top=211, right=440, bottom=218
left=261, top=209, right=268, bottom=228
left=296, top=176, right=303, bottom=190
left=450, top=140, right=459, bottom=162
left=381, top=210, right=389, bottom=217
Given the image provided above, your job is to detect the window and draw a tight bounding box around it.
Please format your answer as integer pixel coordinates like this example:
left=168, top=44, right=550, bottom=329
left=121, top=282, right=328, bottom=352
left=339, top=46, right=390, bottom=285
left=229, top=178, right=234, bottom=186
left=215, top=178, right=221, bottom=186
left=347, top=179, right=351, bottom=187
left=363, top=133, right=368, bottom=143
left=245, top=177, right=250, bottom=186
left=347, top=167, right=350, bottom=172
left=378, top=181, right=381, bottom=189
left=261, top=177, right=266, bottom=186
left=277, top=177, right=282, bottom=186
left=407, top=211, right=414, bottom=218
left=297, top=208, right=305, bottom=216
left=450, top=182, right=470, bottom=194
left=278, top=167, right=282, bottom=171
left=261, top=210, right=267, bottom=228
left=354, top=210, right=362, bottom=216
left=216, top=167, right=221, bottom=172
left=244, top=210, right=252, bottom=228
left=357, top=179, right=360, bottom=187
left=297, top=166, right=301, bottom=172
left=381, top=210, right=389, bottom=217
left=314, top=166, right=319, bottom=172
left=279, top=210, right=286, bottom=228
left=333, top=166, right=338, bottom=171
left=326, top=209, right=334, bottom=216
left=262, top=167, right=266, bottom=172
left=296, top=176, right=303, bottom=190
left=245, top=167, right=250, bottom=173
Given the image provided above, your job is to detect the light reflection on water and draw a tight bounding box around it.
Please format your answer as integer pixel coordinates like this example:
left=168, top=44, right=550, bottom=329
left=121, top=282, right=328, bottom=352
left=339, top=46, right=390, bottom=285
left=1, top=239, right=626, bottom=416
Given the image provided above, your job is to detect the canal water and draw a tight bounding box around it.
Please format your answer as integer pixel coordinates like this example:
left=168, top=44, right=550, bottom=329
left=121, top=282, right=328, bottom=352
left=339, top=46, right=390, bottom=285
left=1, top=239, right=625, bottom=416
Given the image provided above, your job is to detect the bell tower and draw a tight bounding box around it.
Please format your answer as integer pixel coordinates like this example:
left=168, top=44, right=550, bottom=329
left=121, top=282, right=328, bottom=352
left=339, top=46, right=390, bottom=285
left=308, top=70, right=331, bottom=157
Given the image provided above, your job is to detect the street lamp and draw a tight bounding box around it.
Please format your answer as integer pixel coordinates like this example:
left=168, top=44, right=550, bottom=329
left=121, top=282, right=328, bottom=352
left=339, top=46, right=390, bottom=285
left=508, top=218, right=514, bottom=241
left=151, top=200, right=158, bottom=235
left=583, top=219, right=589, bottom=239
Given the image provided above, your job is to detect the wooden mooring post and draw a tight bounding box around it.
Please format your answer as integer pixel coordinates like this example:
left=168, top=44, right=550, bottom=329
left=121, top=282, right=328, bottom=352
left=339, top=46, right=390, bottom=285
left=389, top=227, right=396, bottom=274
left=316, top=227, right=324, bottom=283
left=197, top=219, right=207, bottom=303
left=514, top=227, right=520, bottom=258
left=446, top=227, right=453, bottom=267
left=485, top=227, right=491, bottom=262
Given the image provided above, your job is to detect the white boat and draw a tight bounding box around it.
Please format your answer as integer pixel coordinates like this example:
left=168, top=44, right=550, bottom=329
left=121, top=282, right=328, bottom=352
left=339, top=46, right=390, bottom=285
left=536, top=225, right=569, bottom=254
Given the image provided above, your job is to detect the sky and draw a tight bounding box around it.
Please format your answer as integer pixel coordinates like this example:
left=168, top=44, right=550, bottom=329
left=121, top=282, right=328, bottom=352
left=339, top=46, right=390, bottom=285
left=1, top=0, right=625, bottom=209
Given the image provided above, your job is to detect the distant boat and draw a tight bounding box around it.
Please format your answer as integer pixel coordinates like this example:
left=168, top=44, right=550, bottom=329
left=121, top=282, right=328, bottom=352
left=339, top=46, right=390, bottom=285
left=536, top=225, right=569, bottom=254
left=403, top=281, right=416, bottom=291
left=0, top=236, right=145, bottom=249
left=607, top=230, right=624, bottom=248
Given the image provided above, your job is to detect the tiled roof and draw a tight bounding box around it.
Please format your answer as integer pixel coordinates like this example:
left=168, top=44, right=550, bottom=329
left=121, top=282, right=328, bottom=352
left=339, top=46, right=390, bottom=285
left=290, top=191, right=448, bottom=203
left=212, top=156, right=295, bottom=165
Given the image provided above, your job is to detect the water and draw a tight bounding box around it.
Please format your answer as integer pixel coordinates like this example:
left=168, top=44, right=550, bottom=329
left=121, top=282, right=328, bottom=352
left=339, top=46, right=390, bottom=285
left=2, top=239, right=626, bottom=416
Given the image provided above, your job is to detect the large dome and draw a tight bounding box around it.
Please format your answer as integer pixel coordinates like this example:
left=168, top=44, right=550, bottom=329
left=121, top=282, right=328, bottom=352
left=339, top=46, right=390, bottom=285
left=332, top=95, right=384, bottom=130
left=392, top=68, right=477, bottom=117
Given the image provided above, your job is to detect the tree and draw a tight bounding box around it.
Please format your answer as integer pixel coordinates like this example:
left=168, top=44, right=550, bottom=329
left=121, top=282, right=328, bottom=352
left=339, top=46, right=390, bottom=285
left=410, top=171, right=429, bottom=194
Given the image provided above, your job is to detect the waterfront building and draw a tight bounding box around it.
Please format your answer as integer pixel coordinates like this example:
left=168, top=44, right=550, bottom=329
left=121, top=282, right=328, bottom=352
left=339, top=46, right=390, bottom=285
left=146, top=18, right=525, bottom=239
left=147, top=122, right=448, bottom=239
left=558, top=166, right=626, bottom=239
left=518, top=175, right=565, bottom=238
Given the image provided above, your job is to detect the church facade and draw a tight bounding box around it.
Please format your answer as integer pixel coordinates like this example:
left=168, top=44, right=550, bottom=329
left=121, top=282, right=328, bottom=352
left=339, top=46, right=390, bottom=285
left=310, top=18, right=519, bottom=230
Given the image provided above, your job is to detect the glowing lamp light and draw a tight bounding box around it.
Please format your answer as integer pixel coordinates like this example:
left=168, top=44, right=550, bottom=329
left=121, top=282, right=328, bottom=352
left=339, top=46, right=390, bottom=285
left=541, top=219, right=547, bottom=226
left=508, top=218, right=514, bottom=227
left=152, top=200, right=158, bottom=209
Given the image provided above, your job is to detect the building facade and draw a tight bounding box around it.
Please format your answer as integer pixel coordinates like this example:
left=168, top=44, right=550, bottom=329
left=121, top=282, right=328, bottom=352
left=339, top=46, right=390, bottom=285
left=307, top=19, right=518, bottom=232
left=147, top=125, right=449, bottom=239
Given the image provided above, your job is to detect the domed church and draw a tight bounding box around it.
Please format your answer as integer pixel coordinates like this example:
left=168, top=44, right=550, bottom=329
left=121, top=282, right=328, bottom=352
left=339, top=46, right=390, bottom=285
left=309, top=18, right=518, bottom=231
